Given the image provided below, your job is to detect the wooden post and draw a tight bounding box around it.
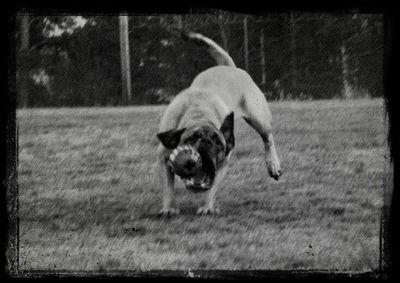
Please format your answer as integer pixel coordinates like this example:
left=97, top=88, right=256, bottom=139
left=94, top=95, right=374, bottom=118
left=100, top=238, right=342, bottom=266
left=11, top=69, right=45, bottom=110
left=243, top=17, right=249, bottom=72
left=260, top=29, right=266, bottom=91
left=340, top=45, right=352, bottom=99
left=20, top=15, right=30, bottom=108
left=119, top=15, right=132, bottom=104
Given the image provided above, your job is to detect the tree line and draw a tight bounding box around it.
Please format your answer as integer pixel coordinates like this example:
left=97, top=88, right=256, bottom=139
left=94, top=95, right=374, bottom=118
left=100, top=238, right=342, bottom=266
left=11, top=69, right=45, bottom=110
left=15, top=12, right=383, bottom=108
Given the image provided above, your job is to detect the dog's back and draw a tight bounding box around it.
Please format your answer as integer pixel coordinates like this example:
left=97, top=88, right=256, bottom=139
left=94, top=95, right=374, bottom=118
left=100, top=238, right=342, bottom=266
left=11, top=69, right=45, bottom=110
left=190, top=66, right=257, bottom=117
left=183, top=32, right=268, bottom=119
left=159, top=32, right=270, bottom=130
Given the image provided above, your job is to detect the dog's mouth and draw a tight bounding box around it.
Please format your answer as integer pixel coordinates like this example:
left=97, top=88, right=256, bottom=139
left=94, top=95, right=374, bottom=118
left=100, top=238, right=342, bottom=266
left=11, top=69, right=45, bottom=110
left=179, top=146, right=216, bottom=193
left=180, top=173, right=213, bottom=193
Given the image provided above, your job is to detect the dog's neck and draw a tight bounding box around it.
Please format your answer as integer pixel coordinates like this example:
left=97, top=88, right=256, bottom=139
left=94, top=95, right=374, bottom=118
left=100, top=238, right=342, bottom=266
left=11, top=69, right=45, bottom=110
left=178, top=108, right=221, bottom=129
left=181, top=120, right=218, bottom=132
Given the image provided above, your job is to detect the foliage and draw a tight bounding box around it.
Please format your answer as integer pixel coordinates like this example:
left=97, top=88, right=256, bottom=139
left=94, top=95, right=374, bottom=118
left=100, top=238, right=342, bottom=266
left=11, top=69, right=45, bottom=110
left=15, top=13, right=384, bottom=107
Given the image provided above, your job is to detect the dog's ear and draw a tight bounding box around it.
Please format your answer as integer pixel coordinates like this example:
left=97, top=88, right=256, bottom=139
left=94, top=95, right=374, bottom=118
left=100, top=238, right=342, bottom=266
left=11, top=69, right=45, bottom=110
left=157, top=128, right=186, bottom=149
left=220, top=112, right=235, bottom=155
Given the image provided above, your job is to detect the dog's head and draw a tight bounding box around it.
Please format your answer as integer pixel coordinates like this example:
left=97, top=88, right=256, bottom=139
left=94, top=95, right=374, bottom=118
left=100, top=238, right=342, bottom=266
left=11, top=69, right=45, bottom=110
left=157, top=112, right=234, bottom=192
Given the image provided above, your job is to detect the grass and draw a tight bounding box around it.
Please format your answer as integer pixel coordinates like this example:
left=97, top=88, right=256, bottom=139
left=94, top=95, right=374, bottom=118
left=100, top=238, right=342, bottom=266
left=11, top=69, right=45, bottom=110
left=17, top=98, right=389, bottom=272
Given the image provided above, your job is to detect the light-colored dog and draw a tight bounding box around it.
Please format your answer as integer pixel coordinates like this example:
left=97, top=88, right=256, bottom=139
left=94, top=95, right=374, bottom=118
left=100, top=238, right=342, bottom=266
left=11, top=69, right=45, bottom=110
left=156, top=32, right=282, bottom=216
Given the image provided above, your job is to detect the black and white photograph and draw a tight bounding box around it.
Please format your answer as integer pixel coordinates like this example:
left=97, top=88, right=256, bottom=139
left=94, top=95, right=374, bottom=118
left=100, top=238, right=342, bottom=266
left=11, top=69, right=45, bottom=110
left=7, top=9, right=393, bottom=278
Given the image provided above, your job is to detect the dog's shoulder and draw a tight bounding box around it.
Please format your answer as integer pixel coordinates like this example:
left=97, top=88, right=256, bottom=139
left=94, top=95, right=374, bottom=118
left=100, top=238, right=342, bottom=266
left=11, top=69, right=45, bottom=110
left=191, top=66, right=254, bottom=90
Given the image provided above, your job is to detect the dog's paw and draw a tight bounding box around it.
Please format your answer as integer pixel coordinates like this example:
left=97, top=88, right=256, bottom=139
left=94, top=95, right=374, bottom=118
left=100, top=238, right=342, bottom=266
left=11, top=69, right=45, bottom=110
left=266, top=160, right=282, bottom=181
left=197, top=206, right=220, bottom=216
left=158, top=208, right=180, bottom=217
left=268, top=168, right=282, bottom=181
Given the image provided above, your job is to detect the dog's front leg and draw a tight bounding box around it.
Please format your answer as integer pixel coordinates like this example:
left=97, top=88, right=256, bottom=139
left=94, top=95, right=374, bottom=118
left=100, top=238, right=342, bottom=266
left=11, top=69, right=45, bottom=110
left=243, top=117, right=282, bottom=180
left=264, top=133, right=282, bottom=181
left=157, top=148, right=179, bottom=216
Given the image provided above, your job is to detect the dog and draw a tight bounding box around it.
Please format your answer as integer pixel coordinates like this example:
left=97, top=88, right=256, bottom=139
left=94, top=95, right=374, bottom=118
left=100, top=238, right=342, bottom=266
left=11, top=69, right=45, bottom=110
left=156, top=32, right=282, bottom=216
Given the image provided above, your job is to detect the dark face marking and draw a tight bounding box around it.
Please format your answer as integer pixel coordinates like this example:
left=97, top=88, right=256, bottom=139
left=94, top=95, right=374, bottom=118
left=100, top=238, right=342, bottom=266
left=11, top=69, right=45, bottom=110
left=180, top=125, right=226, bottom=169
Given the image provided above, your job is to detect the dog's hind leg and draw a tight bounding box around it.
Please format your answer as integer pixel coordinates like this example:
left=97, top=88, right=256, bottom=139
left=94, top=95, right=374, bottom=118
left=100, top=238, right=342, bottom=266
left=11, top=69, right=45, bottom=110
left=157, top=146, right=179, bottom=216
left=241, top=89, right=282, bottom=180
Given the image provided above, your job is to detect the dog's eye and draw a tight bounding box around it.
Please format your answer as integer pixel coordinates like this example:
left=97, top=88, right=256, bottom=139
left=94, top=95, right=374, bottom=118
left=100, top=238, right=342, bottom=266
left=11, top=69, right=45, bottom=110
left=211, top=134, right=221, bottom=145
left=183, top=132, right=202, bottom=143
left=193, top=132, right=203, bottom=139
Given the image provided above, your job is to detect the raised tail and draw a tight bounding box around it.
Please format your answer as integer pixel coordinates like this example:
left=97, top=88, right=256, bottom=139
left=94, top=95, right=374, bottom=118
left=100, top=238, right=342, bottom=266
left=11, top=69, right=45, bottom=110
left=182, top=32, right=236, bottom=67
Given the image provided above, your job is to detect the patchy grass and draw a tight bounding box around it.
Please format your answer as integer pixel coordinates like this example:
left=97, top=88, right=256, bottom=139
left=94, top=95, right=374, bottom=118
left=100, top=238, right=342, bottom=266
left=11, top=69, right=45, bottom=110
left=17, top=98, right=388, bottom=271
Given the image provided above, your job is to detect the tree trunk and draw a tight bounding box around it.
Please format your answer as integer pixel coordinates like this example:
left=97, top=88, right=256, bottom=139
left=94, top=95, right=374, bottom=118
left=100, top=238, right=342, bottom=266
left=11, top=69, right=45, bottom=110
left=340, top=44, right=352, bottom=98
left=289, top=13, right=297, bottom=94
left=243, top=17, right=249, bottom=72
left=119, top=15, right=132, bottom=104
left=175, top=15, right=183, bottom=29
left=19, top=15, right=30, bottom=108
left=218, top=15, right=229, bottom=52
left=260, top=29, right=266, bottom=91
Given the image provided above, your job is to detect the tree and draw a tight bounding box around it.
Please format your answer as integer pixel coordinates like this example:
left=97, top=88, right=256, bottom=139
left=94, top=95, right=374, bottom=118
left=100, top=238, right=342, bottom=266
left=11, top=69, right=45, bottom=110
left=259, top=29, right=266, bottom=91
left=18, top=15, right=30, bottom=108
left=119, top=15, right=132, bottom=104
left=340, top=44, right=352, bottom=98
left=288, top=13, right=298, bottom=95
left=243, top=17, right=249, bottom=72
left=15, top=13, right=383, bottom=107
left=218, top=14, right=229, bottom=52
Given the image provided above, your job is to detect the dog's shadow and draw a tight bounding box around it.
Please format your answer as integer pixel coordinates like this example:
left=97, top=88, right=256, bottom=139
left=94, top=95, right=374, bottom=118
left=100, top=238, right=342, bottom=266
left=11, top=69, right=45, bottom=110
left=137, top=205, right=200, bottom=221
left=105, top=201, right=224, bottom=239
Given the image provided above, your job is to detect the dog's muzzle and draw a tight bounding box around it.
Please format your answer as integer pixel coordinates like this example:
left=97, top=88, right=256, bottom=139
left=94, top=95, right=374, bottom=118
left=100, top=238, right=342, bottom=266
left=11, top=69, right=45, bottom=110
left=168, top=145, right=213, bottom=192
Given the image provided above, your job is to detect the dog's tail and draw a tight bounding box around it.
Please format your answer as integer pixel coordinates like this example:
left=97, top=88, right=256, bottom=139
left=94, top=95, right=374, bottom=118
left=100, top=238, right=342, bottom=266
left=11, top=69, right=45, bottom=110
left=182, top=32, right=236, bottom=67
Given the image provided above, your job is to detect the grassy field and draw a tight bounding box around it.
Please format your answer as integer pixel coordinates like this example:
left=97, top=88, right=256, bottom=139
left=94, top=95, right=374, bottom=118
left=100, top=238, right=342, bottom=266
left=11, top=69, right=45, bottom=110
left=17, top=98, right=389, bottom=272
